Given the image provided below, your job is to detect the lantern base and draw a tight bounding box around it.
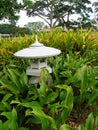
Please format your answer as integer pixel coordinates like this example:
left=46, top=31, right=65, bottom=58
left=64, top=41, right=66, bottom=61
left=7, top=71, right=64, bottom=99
left=26, top=66, right=52, bottom=84
left=28, top=76, right=40, bottom=84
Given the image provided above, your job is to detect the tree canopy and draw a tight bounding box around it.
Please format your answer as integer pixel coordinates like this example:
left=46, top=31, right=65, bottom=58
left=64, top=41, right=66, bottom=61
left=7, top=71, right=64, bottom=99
left=25, top=0, right=93, bottom=29
left=0, top=0, right=21, bottom=24
left=0, top=24, right=32, bottom=36
left=24, top=21, right=45, bottom=32
left=0, top=0, right=94, bottom=28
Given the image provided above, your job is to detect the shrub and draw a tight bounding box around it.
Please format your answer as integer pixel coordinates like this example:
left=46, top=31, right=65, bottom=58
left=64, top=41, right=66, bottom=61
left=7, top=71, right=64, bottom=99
left=0, top=24, right=32, bottom=36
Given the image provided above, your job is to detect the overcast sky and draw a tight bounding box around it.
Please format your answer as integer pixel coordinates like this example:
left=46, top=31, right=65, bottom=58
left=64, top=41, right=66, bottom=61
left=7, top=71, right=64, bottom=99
left=17, top=11, right=44, bottom=27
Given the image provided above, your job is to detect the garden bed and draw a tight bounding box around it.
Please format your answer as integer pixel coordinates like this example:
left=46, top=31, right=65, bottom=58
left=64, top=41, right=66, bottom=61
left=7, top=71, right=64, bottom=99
left=0, top=28, right=98, bottom=130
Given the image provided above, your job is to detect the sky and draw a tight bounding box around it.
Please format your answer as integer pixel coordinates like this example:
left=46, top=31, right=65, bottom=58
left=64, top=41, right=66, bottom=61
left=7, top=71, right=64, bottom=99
left=16, top=10, right=44, bottom=27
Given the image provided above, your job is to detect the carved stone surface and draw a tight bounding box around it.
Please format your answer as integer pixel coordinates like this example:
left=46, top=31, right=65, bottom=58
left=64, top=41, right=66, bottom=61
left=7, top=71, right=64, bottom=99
left=14, top=36, right=61, bottom=58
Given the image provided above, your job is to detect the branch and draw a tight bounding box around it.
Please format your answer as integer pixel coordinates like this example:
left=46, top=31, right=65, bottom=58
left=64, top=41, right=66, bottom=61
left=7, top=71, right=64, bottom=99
left=34, top=13, right=50, bottom=26
left=53, top=3, right=75, bottom=27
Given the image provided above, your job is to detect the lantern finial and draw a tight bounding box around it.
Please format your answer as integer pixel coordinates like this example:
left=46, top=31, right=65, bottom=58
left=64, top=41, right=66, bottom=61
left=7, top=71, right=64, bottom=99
left=30, top=35, right=43, bottom=47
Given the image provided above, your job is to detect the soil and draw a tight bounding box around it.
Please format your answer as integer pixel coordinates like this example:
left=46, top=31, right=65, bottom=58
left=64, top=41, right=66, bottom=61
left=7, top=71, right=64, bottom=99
left=67, top=105, right=94, bottom=130
left=28, top=124, right=42, bottom=130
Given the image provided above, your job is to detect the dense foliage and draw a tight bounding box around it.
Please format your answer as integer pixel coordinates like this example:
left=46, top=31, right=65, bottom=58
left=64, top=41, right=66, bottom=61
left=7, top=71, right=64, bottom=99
left=0, top=0, right=21, bottom=24
left=0, top=24, right=32, bottom=36
left=0, top=29, right=98, bottom=130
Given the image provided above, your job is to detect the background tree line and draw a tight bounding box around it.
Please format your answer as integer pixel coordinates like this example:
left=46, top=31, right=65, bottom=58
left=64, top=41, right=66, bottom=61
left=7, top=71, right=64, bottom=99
left=0, top=24, right=32, bottom=36
left=0, top=0, right=98, bottom=33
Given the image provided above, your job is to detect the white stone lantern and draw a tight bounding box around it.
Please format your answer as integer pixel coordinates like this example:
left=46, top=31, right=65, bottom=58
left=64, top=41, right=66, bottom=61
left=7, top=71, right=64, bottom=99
left=14, top=36, right=61, bottom=84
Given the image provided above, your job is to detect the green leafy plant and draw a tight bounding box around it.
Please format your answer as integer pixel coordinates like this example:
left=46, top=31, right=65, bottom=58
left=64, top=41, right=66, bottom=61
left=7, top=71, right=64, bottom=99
left=0, top=28, right=98, bottom=129
left=0, top=108, right=28, bottom=130
left=0, top=68, right=28, bottom=97
left=9, top=69, right=74, bottom=130
left=49, top=53, right=98, bottom=122
left=59, top=124, right=73, bottom=130
left=78, top=111, right=98, bottom=130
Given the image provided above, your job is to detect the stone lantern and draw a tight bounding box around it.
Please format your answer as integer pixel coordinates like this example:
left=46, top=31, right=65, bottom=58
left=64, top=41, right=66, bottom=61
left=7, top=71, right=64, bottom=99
left=14, top=36, right=61, bottom=84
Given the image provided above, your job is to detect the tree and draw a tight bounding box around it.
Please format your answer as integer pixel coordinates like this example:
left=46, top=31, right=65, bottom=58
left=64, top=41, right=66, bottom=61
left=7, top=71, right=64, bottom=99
left=0, top=0, right=21, bottom=24
left=25, top=0, right=93, bottom=29
left=58, top=0, right=93, bottom=29
left=0, top=24, right=32, bottom=36
left=92, top=0, right=98, bottom=25
left=24, top=21, right=45, bottom=32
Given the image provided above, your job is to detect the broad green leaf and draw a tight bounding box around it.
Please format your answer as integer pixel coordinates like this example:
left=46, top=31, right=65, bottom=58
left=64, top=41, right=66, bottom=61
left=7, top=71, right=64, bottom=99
left=56, top=84, right=69, bottom=90
left=57, top=85, right=73, bottom=109
left=4, top=108, right=18, bottom=130
left=95, top=116, right=98, bottom=129
left=26, top=109, right=41, bottom=124
left=59, top=124, right=73, bottom=130
left=85, top=113, right=94, bottom=130
left=86, top=89, right=98, bottom=107
left=60, top=90, right=67, bottom=100
left=1, top=108, right=17, bottom=120
left=60, top=71, right=72, bottom=78
left=19, top=127, right=29, bottom=130
left=0, top=102, right=6, bottom=111
left=1, top=109, right=18, bottom=130
left=3, top=120, right=10, bottom=130
left=41, top=118, right=48, bottom=130
left=7, top=69, right=21, bottom=89
left=2, top=93, right=12, bottom=102
left=1, top=112, right=11, bottom=120
left=46, top=92, right=58, bottom=104
left=38, top=80, right=47, bottom=96
left=78, top=125, right=85, bottom=130
left=0, top=80, right=19, bottom=95
left=33, top=109, right=57, bottom=130
left=21, top=101, right=42, bottom=110
left=78, top=113, right=98, bottom=130
left=38, top=69, right=51, bottom=105
left=11, top=108, right=18, bottom=120
left=0, top=120, right=3, bottom=130
left=76, top=65, right=88, bottom=97
left=53, top=67, right=60, bottom=84
left=56, top=85, right=73, bottom=122
left=93, top=108, right=98, bottom=116
left=39, top=70, right=49, bottom=96
left=11, top=100, right=21, bottom=105
left=2, top=101, right=11, bottom=111
left=19, top=71, right=28, bottom=88
left=40, top=69, right=51, bottom=81
left=26, top=109, right=57, bottom=130
left=48, top=102, right=60, bottom=117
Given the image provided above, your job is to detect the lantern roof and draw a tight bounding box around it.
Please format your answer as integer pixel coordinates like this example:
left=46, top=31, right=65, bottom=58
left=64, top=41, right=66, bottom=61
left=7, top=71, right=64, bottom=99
left=14, top=36, right=61, bottom=58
